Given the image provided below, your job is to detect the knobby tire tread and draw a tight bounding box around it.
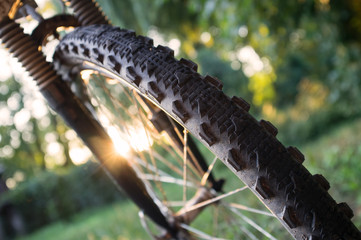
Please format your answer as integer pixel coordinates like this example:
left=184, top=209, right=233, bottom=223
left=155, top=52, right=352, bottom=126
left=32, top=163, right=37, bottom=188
left=53, top=24, right=361, bottom=240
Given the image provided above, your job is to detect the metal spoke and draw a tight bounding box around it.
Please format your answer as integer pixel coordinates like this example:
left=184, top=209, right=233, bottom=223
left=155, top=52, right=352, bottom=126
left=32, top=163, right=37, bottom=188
left=169, top=118, right=205, bottom=176
left=150, top=151, right=184, bottom=178
left=141, top=174, right=196, bottom=188
left=228, top=203, right=275, bottom=217
left=183, top=129, right=188, bottom=202
left=134, top=157, right=171, bottom=178
left=176, top=186, right=248, bottom=216
left=213, top=204, right=219, bottom=237
left=131, top=91, right=169, bottom=203
left=228, top=206, right=277, bottom=240
left=180, top=223, right=228, bottom=240
left=138, top=211, right=157, bottom=240
left=158, top=139, right=201, bottom=183
left=201, top=156, right=218, bottom=186
left=239, top=225, right=258, bottom=240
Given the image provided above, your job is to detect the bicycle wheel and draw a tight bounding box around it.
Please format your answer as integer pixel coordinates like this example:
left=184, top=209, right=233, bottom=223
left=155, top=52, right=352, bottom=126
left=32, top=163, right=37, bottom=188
left=53, top=24, right=361, bottom=239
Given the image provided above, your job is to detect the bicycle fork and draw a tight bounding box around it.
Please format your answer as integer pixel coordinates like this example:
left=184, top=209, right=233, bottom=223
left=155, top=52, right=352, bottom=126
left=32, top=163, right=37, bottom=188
left=0, top=12, right=180, bottom=237
left=0, top=1, right=221, bottom=238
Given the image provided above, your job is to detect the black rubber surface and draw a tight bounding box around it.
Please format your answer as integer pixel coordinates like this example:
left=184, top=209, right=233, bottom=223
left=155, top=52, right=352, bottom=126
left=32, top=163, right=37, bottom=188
left=53, top=24, right=361, bottom=240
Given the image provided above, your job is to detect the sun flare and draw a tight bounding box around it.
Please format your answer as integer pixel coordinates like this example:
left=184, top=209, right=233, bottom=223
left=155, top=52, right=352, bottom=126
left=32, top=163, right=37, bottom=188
left=106, top=125, right=153, bottom=157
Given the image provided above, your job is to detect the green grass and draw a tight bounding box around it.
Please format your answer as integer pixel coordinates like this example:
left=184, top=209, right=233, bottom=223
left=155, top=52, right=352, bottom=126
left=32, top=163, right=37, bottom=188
left=17, top=201, right=148, bottom=240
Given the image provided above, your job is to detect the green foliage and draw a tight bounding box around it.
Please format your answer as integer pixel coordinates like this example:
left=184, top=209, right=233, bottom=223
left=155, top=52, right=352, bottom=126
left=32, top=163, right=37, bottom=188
left=278, top=107, right=356, bottom=145
left=17, top=202, right=147, bottom=240
left=329, top=0, right=361, bottom=43
left=323, top=146, right=361, bottom=196
left=97, top=0, right=361, bottom=120
left=0, top=76, right=74, bottom=179
left=275, top=53, right=310, bottom=107
left=1, top=162, right=124, bottom=234
left=196, top=47, right=249, bottom=98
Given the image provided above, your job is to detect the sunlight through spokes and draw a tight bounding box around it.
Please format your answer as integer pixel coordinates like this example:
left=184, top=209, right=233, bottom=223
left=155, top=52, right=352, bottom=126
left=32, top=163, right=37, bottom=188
left=80, top=69, right=95, bottom=85
left=106, top=124, right=153, bottom=157
left=107, top=125, right=131, bottom=156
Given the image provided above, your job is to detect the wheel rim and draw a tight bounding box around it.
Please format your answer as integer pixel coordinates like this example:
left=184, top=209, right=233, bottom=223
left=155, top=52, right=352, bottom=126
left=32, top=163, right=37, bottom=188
left=70, top=66, right=287, bottom=239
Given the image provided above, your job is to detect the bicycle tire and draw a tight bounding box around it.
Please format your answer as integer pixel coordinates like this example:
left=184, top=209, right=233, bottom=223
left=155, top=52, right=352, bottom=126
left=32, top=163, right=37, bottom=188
left=53, top=24, right=361, bottom=240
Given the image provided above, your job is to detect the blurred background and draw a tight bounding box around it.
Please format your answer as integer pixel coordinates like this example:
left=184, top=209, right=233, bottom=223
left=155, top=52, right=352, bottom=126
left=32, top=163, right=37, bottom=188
left=1, top=0, right=361, bottom=239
